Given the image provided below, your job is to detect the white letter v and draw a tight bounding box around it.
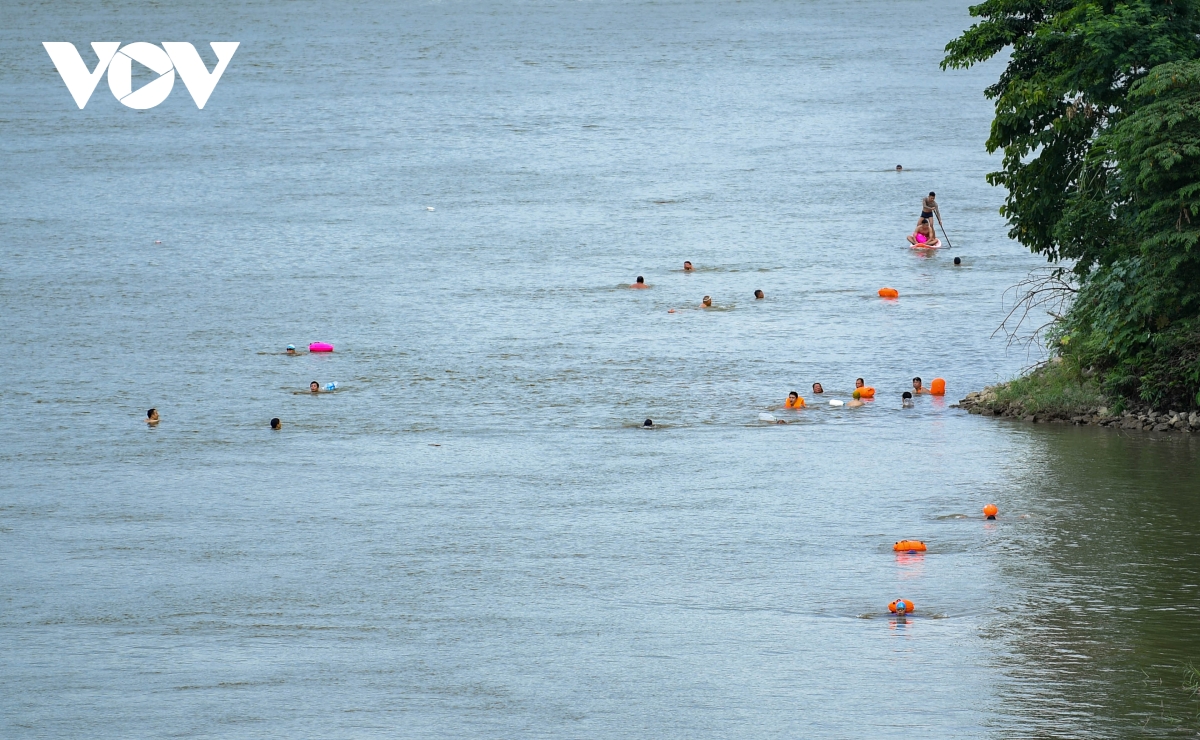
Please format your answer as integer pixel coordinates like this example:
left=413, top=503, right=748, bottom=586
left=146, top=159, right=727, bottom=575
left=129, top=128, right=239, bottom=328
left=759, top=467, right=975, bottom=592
left=43, top=42, right=120, bottom=109
left=163, top=43, right=240, bottom=109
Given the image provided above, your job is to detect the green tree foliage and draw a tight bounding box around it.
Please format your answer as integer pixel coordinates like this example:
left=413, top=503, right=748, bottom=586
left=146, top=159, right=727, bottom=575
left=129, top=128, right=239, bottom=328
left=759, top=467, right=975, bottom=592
left=945, top=1, right=1200, bottom=407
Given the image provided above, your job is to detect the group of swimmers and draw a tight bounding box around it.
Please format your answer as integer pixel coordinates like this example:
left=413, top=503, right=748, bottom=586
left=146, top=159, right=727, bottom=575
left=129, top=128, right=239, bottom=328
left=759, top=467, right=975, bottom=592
left=144, top=368, right=334, bottom=430
left=631, top=260, right=769, bottom=309
left=771, top=377, right=943, bottom=422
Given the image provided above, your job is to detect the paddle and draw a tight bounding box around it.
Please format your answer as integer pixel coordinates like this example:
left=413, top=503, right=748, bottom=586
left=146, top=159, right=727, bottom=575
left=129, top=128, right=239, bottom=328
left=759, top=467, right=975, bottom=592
left=934, top=212, right=953, bottom=249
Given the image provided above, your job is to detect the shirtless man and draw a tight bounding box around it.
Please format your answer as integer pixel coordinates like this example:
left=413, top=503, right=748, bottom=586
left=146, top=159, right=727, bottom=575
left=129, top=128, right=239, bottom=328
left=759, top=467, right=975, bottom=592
left=683, top=261, right=695, bottom=272
left=917, top=192, right=941, bottom=239
left=631, top=276, right=649, bottom=289
left=700, top=295, right=713, bottom=308
left=912, top=377, right=930, bottom=395
left=145, top=408, right=159, bottom=425
left=754, top=289, right=764, bottom=299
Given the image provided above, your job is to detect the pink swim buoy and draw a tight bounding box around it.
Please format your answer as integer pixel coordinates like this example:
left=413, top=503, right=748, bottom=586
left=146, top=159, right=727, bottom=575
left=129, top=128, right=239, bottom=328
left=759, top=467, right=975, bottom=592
left=308, top=342, right=334, bottom=353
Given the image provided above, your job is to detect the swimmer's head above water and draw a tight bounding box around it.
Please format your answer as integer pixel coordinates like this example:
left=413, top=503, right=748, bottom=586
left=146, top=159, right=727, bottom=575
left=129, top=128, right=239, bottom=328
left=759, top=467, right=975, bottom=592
left=310, top=381, right=320, bottom=393
left=683, top=261, right=694, bottom=271
left=855, top=377, right=865, bottom=389
left=286, top=345, right=296, bottom=355
left=754, top=289, right=764, bottom=299
left=896, top=164, right=903, bottom=171
left=812, top=382, right=823, bottom=394
left=701, top=295, right=712, bottom=308
left=954, top=256, right=962, bottom=265
left=643, top=418, right=654, bottom=427
left=902, top=391, right=913, bottom=407
left=145, top=408, right=159, bottom=424
left=632, top=276, right=648, bottom=289
left=270, top=417, right=281, bottom=429
left=912, top=377, right=924, bottom=392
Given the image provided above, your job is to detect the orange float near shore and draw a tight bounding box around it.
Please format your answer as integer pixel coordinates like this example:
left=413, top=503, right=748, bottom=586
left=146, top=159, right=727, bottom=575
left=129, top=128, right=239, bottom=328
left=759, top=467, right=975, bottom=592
left=889, top=599, right=915, bottom=614
left=893, top=540, right=927, bottom=552
left=983, top=503, right=999, bottom=519
left=878, top=287, right=899, bottom=299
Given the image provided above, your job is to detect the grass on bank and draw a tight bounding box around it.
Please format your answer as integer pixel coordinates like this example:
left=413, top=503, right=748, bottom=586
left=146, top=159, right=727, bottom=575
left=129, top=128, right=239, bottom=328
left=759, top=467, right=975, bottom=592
left=991, top=359, right=1111, bottom=417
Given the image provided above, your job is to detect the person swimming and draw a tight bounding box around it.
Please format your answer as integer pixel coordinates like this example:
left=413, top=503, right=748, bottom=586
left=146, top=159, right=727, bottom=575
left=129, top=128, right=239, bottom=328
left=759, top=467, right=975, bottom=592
left=700, top=295, right=712, bottom=308
left=683, top=261, right=694, bottom=272
left=912, top=377, right=929, bottom=395
left=631, top=276, right=649, bottom=289
left=812, top=382, right=824, bottom=394
left=145, top=408, right=159, bottom=425
left=785, top=391, right=805, bottom=409
left=855, top=378, right=865, bottom=389
left=286, top=345, right=297, bottom=355
left=270, top=417, right=282, bottom=429
left=310, top=381, right=320, bottom=393
left=847, top=395, right=865, bottom=408
left=754, top=289, right=764, bottom=299
left=953, top=256, right=961, bottom=265
left=643, top=418, right=654, bottom=427
left=895, top=164, right=903, bottom=171
left=902, top=391, right=914, bottom=408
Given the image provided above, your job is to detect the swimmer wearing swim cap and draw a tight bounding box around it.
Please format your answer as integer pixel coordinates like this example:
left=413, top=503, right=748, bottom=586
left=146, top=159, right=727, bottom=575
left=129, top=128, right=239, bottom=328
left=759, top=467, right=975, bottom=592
left=754, top=289, right=764, bottom=299
left=683, top=261, right=694, bottom=272
left=700, top=295, right=713, bottom=308
left=286, top=345, right=297, bottom=355
left=912, top=377, right=929, bottom=395
left=145, top=408, right=159, bottom=425
left=812, top=382, right=824, bottom=394
left=902, top=391, right=914, bottom=408
left=631, top=276, right=649, bottom=289
left=270, top=418, right=282, bottom=429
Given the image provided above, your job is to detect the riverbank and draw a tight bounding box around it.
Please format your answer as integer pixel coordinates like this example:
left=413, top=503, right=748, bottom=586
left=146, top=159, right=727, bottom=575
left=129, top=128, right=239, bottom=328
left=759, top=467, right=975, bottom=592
left=957, top=362, right=1200, bottom=433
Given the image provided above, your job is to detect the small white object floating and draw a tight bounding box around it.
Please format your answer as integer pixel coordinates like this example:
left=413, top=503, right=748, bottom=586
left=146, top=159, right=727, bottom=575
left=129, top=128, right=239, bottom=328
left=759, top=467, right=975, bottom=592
left=426, top=206, right=435, bottom=211
left=758, top=412, right=777, bottom=422
left=829, top=399, right=844, bottom=406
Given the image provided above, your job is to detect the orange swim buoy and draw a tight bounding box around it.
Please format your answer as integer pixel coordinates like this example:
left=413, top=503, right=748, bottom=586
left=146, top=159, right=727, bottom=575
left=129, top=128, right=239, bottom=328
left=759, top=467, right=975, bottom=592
left=930, top=378, right=946, bottom=396
left=888, top=599, right=915, bottom=614
left=983, top=503, right=999, bottom=519
left=858, top=386, right=875, bottom=398
left=893, top=540, right=927, bottom=552
left=878, top=287, right=899, bottom=299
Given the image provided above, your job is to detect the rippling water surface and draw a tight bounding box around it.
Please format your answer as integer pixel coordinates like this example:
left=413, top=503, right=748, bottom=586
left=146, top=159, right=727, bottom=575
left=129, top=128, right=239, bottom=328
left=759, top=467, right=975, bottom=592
left=3, top=0, right=1200, bottom=737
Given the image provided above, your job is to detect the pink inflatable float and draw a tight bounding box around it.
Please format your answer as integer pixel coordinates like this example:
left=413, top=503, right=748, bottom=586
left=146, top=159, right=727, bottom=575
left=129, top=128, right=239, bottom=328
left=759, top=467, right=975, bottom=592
left=308, top=342, right=334, bottom=353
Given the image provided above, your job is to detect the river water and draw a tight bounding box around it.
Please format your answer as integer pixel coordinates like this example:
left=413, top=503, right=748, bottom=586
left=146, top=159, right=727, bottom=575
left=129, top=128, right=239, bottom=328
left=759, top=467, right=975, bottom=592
left=3, top=0, right=1200, bottom=736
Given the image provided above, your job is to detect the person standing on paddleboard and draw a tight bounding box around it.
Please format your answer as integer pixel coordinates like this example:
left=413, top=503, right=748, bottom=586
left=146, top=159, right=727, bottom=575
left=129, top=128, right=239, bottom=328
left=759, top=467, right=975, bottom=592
left=917, top=192, right=941, bottom=240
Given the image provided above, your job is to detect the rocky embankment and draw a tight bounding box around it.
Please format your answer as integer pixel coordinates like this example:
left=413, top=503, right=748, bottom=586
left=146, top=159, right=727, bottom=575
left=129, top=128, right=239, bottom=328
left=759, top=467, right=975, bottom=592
left=957, top=388, right=1200, bottom=433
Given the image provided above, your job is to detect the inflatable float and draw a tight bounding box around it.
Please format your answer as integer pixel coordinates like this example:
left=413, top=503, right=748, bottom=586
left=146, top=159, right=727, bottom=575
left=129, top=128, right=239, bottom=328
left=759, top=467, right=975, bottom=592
left=309, top=342, right=334, bottom=353
left=878, top=287, right=899, bottom=299
left=893, top=540, right=927, bottom=553
left=889, top=599, right=915, bottom=614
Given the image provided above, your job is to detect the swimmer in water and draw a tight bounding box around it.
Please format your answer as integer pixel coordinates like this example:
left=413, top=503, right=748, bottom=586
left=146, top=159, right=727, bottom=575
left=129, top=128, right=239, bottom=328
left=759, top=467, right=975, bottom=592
left=855, top=378, right=865, bottom=390
left=643, top=418, right=654, bottom=427
left=847, top=396, right=865, bottom=408
left=286, top=345, right=297, bottom=355
left=902, top=391, right=914, bottom=408
left=954, top=256, right=961, bottom=265
left=310, top=381, right=320, bottom=393
left=812, top=382, right=824, bottom=395
left=700, top=295, right=713, bottom=308
left=145, top=408, right=159, bottom=425
left=785, top=391, right=805, bottom=409
left=754, top=289, right=764, bottom=299
left=896, top=164, right=903, bottom=171
left=683, top=261, right=694, bottom=272
left=631, top=276, right=649, bottom=289
left=270, top=417, right=281, bottom=429
left=912, top=377, right=930, bottom=394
